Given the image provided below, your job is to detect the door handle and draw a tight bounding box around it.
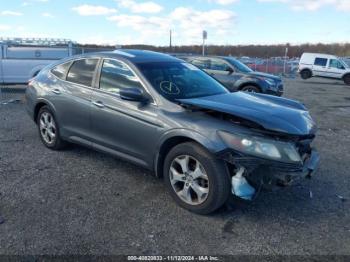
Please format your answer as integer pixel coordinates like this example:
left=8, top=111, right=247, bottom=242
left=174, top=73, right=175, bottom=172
left=92, top=101, right=105, bottom=108
left=52, top=89, right=61, bottom=95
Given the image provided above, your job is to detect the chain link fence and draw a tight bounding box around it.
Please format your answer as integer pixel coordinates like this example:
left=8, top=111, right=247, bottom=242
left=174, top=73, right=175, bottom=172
left=240, top=56, right=350, bottom=78
left=238, top=57, right=299, bottom=78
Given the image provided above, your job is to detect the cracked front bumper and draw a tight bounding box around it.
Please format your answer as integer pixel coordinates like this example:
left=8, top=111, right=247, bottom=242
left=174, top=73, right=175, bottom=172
left=219, top=148, right=320, bottom=187
left=301, top=149, right=320, bottom=177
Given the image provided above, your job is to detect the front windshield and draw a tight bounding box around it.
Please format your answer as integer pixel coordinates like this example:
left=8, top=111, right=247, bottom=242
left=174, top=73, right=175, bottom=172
left=339, top=59, right=349, bottom=68
left=226, top=58, right=253, bottom=73
left=137, top=62, right=228, bottom=101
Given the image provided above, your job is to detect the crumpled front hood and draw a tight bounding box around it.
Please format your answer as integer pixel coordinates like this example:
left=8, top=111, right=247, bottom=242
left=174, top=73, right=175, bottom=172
left=178, top=92, right=317, bottom=136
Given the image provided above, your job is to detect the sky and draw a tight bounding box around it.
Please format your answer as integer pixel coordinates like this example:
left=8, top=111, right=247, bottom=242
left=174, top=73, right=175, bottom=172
left=0, top=0, right=349, bottom=46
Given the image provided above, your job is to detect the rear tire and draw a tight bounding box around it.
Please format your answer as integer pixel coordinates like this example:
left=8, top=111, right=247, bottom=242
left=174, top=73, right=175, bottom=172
left=300, top=69, right=312, bottom=80
left=37, top=106, right=66, bottom=150
left=241, top=85, right=260, bottom=93
left=343, top=74, right=350, bottom=85
left=163, top=142, right=231, bottom=215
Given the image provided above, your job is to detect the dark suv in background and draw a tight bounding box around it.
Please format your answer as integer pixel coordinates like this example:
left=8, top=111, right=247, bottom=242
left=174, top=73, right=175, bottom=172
left=182, top=56, right=284, bottom=96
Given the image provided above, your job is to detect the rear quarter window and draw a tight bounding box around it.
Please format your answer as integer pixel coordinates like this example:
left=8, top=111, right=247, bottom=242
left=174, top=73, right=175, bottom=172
left=314, top=58, right=328, bottom=67
left=51, top=62, right=72, bottom=80
left=66, top=58, right=99, bottom=87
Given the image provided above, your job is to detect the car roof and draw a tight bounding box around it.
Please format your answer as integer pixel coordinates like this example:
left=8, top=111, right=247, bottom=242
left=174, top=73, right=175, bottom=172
left=85, top=49, right=182, bottom=63
left=301, top=53, right=337, bottom=58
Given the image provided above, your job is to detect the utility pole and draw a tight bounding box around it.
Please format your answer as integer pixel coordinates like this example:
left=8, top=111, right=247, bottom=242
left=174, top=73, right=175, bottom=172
left=283, top=47, right=288, bottom=75
left=169, top=30, right=172, bottom=52
left=202, top=30, right=207, bottom=56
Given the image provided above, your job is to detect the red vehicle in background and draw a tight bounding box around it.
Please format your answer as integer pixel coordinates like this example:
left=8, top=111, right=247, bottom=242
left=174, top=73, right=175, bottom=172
left=243, top=58, right=298, bottom=75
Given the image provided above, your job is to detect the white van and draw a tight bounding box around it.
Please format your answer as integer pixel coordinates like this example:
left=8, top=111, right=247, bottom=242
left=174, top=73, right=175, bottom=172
left=298, top=53, right=350, bottom=85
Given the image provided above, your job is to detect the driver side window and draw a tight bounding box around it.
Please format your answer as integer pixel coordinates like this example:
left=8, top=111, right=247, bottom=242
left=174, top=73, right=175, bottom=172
left=99, top=59, right=143, bottom=93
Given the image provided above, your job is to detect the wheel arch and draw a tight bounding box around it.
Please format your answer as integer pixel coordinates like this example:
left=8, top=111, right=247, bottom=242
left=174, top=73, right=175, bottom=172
left=33, top=99, right=56, bottom=122
left=300, top=68, right=312, bottom=74
left=154, top=130, right=221, bottom=178
left=342, top=72, right=350, bottom=79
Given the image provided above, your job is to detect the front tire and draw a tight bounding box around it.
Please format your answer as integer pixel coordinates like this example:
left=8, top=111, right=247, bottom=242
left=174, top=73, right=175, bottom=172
left=300, top=69, right=312, bottom=80
left=241, top=85, right=260, bottom=93
left=37, top=106, right=66, bottom=150
left=343, top=74, right=350, bottom=85
left=163, top=142, right=231, bottom=215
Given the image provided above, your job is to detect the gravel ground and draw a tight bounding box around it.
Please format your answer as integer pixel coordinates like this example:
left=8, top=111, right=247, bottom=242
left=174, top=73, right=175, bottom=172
left=0, top=78, right=349, bottom=256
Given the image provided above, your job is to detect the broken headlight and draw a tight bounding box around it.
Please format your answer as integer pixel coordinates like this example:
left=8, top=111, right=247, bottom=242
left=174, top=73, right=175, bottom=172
left=218, top=131, right=301, bottom=163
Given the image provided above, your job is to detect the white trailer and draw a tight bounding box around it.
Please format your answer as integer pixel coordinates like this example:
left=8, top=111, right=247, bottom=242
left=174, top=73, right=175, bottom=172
left=0, top=38, right=73, bottom=84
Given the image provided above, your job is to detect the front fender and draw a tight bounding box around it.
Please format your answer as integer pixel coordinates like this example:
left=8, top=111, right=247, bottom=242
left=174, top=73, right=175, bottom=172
left=153, top=128, right=227, bottom=177
left=236, top=78, right=265, bottom=90
left=157, top=128, right=225, bottom=153
left=342, top=72, right=350, bottom=79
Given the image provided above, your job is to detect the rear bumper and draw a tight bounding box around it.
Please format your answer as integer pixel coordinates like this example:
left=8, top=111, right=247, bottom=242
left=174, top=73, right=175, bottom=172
left=24, top=87, right=36, bottom=122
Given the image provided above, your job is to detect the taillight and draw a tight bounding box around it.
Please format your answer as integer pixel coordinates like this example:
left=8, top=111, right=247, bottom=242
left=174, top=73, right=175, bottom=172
left=28, top=78, right=35, bottom=86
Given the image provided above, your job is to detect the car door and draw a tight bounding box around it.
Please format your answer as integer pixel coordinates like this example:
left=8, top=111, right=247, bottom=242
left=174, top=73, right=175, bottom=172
left=312, top=57, right=328, bottom=77
left=50, top=58, right=99, bottom=142
left=90, top=58, right=161, bottom=168
left=326, top=59, right=346, bottom=79
left=205, top=58, right=237, bottom=90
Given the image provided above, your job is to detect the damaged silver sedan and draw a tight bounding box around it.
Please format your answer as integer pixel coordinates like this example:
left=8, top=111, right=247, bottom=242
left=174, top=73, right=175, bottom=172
left=25, top=50, right=320, bottom=214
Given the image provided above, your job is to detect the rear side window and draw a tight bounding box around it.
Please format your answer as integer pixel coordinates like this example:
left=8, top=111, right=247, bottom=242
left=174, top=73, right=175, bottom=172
left=99, top=59, right=143, bottom=93
left=51, top=62, right=71, bottom=80
left=191, top=59, right=210, bottom=70
left=66, top=58, right=99, bottom=87
left=314, top=58, right=328, bottom=67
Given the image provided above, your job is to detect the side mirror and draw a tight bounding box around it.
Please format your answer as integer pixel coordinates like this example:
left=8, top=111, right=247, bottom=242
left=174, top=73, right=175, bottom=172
left=120, top=87, right=149, bottom=103
left=226, top=67, right=234, bottom=74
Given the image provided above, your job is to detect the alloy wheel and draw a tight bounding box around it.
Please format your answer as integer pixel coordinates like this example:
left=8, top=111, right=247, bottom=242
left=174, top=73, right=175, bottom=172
left=169, top=155, right=209, bottom=205
left=39, top=112, right=56, bottom=145
left=244, top=87, right=257, bottom=92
